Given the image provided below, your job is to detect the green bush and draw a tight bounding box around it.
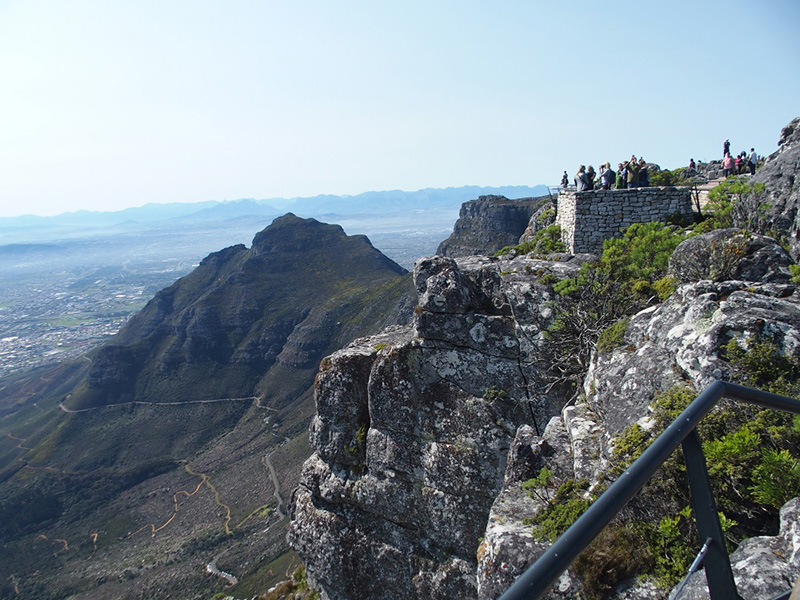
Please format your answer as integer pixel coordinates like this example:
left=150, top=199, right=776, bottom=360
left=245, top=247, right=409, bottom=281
left=649, top=167, right=687, bottom=187
left=495, top=224, right=566, bottom=257
left=525, top=479, right=593, bottom=542
left=596, top=318, right=630, bottom=355
left=521, top=467, right=554, bottom=503
left=750, top=448, right=800, bottom=509
left=543, top=222, right=684, bottom=393
left=789, top=264, right=800, bottom=284
left=573, top=523, right=651, bottom=600
left=483, top=386, right=508, bottom=403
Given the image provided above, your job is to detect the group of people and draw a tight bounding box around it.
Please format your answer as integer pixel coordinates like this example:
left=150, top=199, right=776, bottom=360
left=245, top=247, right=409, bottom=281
left=559, top=139, right=761, bottom=192
left=562, top=155, right=650, bottom=191
left=721, top=139, right=758, bottom=177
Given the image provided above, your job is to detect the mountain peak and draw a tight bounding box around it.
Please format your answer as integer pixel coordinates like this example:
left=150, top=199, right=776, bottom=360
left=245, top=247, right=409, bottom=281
left=251, top=213, right=347, bottom=255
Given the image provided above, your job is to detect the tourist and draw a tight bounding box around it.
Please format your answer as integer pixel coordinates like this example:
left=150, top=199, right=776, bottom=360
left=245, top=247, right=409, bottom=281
left=626, top=156, right=640, bottom=189
left=561, top=171, right=569, bottom=189
left=723, top=139, right=730, bottom=157
left=638, top=158, right=649, bottom=187
left=575, top=165, right=590, bottom=191
left=722, top=153, right=734, bottom=178
left=689, top=158, right=696, bottom=171
left=586, top=165, right=596, bottom=190
left=616, top=163, right=625, bottom=189
left=735, top=153, right=743, bottom=174
left=600, top=162, right=615, bottom=190
left=574, top=165, right=590, bottom=191
left=748, top=148, right=757, bottom=175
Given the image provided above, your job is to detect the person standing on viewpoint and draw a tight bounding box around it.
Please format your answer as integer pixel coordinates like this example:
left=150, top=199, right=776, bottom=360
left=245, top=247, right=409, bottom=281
left=748, top=148, right=758, bottom=175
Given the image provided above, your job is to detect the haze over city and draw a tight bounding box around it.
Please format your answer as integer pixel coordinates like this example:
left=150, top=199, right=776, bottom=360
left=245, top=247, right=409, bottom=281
left=1, top=0, right=798, bottom=218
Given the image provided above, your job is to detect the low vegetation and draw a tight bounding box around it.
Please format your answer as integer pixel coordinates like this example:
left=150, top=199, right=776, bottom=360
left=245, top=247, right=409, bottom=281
left=495, top=224, right=566, bottom=257
left=539, top=221, right=684, bottom=395
left=519, top=176, right=800, bottom=596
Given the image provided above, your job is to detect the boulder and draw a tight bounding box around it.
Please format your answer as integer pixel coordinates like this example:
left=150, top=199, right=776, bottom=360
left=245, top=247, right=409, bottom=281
left=677, top=497, right=800, bottom=599
left=752, top=117, right=800, bottom=260
left=669, top=228, right=793, bottom=284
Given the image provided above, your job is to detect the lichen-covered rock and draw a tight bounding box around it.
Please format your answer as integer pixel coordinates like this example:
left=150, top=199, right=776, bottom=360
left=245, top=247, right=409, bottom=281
left=290, top=253, right=587, bottom=600
left=752, top=116, right=800, bottom=260
left=477, top=278, right=800, bottom=599
left=676, top=497, right=800, bottom=599
left=585, top=280, right=800, bottom=447
left=477, top=418, right=582, bottom=600
left=668, top=228, right=793, bottom=284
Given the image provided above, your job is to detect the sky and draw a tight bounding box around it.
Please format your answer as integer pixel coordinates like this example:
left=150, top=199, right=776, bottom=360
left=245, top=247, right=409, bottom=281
left=1, top=1, right=798, bottom=218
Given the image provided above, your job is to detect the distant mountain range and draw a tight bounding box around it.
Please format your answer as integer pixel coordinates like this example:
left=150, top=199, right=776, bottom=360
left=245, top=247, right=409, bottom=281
left=0, top=185, right=550, bottom=233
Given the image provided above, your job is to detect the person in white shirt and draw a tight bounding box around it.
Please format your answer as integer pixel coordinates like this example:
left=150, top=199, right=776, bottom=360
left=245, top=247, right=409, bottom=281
left=748, top=148, right=758, bottom=175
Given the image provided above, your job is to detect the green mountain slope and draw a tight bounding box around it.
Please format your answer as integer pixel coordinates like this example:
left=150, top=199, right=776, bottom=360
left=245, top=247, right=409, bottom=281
left=0, top=214, right=414, bottom=599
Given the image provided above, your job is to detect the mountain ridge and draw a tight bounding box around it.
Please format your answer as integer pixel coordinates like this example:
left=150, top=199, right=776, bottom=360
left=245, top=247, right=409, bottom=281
left=0, top=213, right=415, bottom=599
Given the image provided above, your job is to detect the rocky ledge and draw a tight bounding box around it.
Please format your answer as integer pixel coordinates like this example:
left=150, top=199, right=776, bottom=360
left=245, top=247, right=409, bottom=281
left=289, top=252, right=589, bottom=599
left=291, top=232, right=800, bottom=600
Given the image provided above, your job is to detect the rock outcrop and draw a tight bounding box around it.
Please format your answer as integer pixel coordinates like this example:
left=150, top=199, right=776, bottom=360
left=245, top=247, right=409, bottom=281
left=290, top=119, right=800, bottom=600
left=478, top=271, right=800, bottom=598
left=291, top=227, right=800, bottom=600
left=290, top=252, right=588, bottom=600
left=753, top=117, right=800, bottom=260
left=668, top=228, right=793, bottom=284
left=678, top=497, right=800, bottom=599
left=436, top=195, right=552, bottom=257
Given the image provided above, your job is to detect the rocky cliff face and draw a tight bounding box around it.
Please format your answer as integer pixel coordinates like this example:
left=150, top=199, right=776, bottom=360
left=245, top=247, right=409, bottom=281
left=289, top=252, right=589, bottom=599
left=290, top=121, right=800, bottom=600
left=436, top=195, right=552, bottom=257
left=753, top=117, right=800, bottom=260
left=291, top=235, right=800, bottom=600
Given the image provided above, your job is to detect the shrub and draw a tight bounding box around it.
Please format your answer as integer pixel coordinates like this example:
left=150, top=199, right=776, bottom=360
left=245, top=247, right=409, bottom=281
left=483, top=386, right=508, bottom=403
left=573, top=523, right=652, bottom=599
left=521, top=467, right=554, bottom=503
left=750, top=448, right=800, bottom=509
left=542, top=222, right=684, bottom=395
left=596, top=318, right=630, bottom=355
left=694, top=179, right=769, bottom=234
left=649, top=167, right=687, bottom=187
left=526, top=479, right=593, bottom=542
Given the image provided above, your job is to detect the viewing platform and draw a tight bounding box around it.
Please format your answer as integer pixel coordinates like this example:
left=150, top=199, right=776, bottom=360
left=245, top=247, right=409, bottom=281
left=556, top=187, right=694, bottom=254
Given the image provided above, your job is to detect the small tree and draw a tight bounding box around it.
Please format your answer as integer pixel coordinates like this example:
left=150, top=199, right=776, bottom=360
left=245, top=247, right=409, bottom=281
left=696, top=179, right=769, bottom=235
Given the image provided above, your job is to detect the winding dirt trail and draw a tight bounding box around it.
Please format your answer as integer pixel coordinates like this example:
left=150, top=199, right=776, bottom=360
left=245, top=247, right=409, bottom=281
left=5, top=433, right=32, bottom=451
left=127, top=463, right=233, bottom=538
left=33, top=534, right=69, bottom=552
left=204, top=445, right=286, bottom=588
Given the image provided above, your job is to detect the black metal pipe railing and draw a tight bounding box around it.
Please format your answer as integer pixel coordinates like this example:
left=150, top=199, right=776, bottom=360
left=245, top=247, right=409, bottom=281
left=498, top=380, right=800, bottom=600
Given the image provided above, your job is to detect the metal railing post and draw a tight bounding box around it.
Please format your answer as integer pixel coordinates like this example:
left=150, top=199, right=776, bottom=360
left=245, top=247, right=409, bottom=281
left=681, top=429, right=743, bottom=599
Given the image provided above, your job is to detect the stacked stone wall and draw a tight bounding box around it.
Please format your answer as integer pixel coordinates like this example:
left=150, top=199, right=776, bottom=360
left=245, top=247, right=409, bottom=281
left=556, top=187, right=693, bottom=254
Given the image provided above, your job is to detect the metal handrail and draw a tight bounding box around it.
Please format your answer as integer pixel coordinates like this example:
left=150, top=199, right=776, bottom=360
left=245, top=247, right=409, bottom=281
left=498, top=380, right=800, bottom=600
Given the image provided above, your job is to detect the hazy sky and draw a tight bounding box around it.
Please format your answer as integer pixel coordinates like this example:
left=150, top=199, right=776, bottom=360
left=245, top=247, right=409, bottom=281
left=1, top=1, right=798, bottom=218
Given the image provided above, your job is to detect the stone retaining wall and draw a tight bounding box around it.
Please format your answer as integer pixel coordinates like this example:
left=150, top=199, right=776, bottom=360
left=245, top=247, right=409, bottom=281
left=556, top=187, right=693, bottom=254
